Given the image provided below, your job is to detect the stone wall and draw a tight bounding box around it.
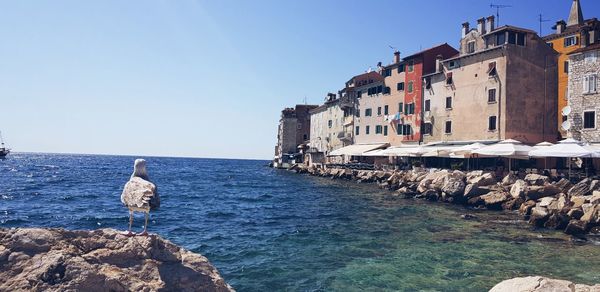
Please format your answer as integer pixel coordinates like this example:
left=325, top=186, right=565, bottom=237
left=568, top=49, right=600, bottom=143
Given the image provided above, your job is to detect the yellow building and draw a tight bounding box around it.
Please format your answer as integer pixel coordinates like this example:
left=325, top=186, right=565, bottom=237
left=543, top=0, right=600, bottom=137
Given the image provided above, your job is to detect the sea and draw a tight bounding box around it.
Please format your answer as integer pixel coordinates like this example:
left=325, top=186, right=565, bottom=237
left=1, top=153, right=600, bottom=291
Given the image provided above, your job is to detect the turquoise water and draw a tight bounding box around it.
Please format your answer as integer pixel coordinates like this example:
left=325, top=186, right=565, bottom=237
left=1, top=154, right=599, bottom=291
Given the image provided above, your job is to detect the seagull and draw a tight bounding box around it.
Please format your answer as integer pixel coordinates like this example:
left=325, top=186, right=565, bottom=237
left=121, top=159, right=160, bottom=236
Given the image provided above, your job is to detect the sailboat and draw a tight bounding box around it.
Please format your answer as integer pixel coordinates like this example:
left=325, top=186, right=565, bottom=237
left=0, top=131, right=10, bottom=157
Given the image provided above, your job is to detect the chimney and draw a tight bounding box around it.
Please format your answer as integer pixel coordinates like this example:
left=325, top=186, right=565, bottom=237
left=555, top=20, right=566, bottom=34
left=376, top=61, right=383, bottom=74
left=590, top=30, right=597, bottom=45
left=462, top=22, right=470, bottom=38
left=581, top=29, right=589, bottom=47
left=477, top=17, right=486, bottom=35
left=435, top=55, right=444, bottom=73
left=486, top=15, right=495, bottom=33
left=393, top=51, right=401, bottom=64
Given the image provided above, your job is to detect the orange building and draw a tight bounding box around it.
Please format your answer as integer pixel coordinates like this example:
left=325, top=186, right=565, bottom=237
left=543, top=0, right=600, bottom=137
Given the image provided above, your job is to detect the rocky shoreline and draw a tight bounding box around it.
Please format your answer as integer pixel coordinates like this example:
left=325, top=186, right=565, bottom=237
left=490, top=276, right=600, bottom=291
left=0, top=228, right=234, bottom=292
left=291, top=165, right=600, bottom=238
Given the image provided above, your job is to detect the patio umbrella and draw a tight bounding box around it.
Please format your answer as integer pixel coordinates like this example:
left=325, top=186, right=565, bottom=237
left=473, top=139, right=533, bottom=171
left=533, top=141, right=555, bottom=169
left=529, top=138, right=594, bottom=178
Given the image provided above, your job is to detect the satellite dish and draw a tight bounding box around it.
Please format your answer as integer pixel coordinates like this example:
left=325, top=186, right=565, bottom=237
left=561, top=106, right=572, bottom=116
left=561, top=120, right=572, bottom=131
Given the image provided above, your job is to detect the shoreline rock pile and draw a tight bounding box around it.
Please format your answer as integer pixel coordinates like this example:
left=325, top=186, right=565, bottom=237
left=490, top=276, right=600, bottom=291
left=290, top=164, right=600, bottom=237
left=0, top=228, right=234, bottom=292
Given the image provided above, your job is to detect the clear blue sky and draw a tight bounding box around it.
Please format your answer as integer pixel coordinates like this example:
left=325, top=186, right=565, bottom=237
left=1, top=0, right=598, bottom=159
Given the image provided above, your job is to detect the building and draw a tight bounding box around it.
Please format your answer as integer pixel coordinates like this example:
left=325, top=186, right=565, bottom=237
left=422, top=16, right=558, bottom=145
left=543, top=0, right=600, bottom=137
left=274, top=104, right=318, bottom=168
left=349, top=71, right=387, bottom=145
left=307, top=92, right=354, bottom=165
left=566, top=43, right=600, bottom=142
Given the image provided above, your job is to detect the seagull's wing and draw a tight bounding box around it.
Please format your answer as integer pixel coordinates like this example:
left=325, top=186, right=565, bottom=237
left=121, top=177, right=157, bottom=209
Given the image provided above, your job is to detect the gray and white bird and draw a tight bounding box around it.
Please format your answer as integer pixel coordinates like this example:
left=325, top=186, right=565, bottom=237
left=121, top=159, right=160, bottom=236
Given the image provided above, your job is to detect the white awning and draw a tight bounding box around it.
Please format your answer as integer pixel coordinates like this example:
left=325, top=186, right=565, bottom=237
left=530, top=138, right=596, bottom=158
left=328, top=143, right=389, bottom=156
left=472, top=139, right=532, bottom=159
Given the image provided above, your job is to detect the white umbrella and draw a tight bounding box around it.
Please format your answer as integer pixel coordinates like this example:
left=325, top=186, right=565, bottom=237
left=449, top=142, right=487, bottom=158
left=473, top=139, right=533, bottom=171
left=533, top=141, right=555, bottom=169
left=529, top=138, right=594, bottom=178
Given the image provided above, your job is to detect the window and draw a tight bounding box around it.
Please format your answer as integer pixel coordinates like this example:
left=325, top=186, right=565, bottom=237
left=445, top=121, right=452, bottom=134
left=445, top=96, right=452, bottom=109
left=328, top=120, right=332, bottom=128
left=366, top=125, right=370, bottom=135
left=564, top=61, right=569, bottom=74
left=585, top=51, right=598, bottom=63
left=357, top=91, right=362, bottom=98
left=383, top=87, right=391, bottom=94
left=384, top=125, right=388, bottom=136
left=496, top=32, right=506, bottom=45
left=365, top=108, right=372, bottom=116
left=398, top=102, right=404, bottom=113
left=488, top=88, right=496, bottom=102
left=547, top=42, right=554, bottom=48
left=488, top=116, right=497, bottom=131
left=564, top=36, right=578, bottom=47
left=448, top=60, right=459, bottom=69
left=467, top=41, right=475, bottom=53
left=384, top=105, right=389, bottom=115
left=424, top=99, right=431, bottom=112
left=423, top=122, right=432, bottom=135
left=375, top=125, right=383, bottom=134
left=398, top=64, right=405, bottom=73
left=377, top=107, right=382, bottom=116
left=405, top=103, right=415, bottom=115
left=488, top=62, right=497, bottom=77
left=397, top=124, right=412, bottom=136
left=355, top=126, right=360, bottom=135
left=425, top=77, right=432, bottom=89
left=584, top=111, right=596, bottom=129
left=408, top=81, right=414, bottom=93
left=397, top=82, right=405, bottom=91
left=377, top=85, right=383, bottom=94
left=516, top=33, right=526, bottom=46
left=356, top=109, right=360, bottom=117
left=303, top=134, right=308, bottom=140
left=508, top=32, right=516, bottom=44
left=446, top=72, right=453, bottom=85
left=584, top=74, right=598, bottom=94
left=408, top=61, right=414, bottom=72
left=384, top=68, right=392, bottom=77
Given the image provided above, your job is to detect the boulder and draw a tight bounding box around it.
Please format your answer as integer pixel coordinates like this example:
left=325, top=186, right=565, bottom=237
left=467, top=172, right=496, bottom=187
left=502, top=198, right=524, bottom=211
left=480, top=191, right=510, bottom=209
left=590, top=191, right=600, bottom=205
left=525, top=184, right=561, bottom=201
left=501, top=173, right=517, bottom=186
left=580, top=205, right=600, bottom=224
left=510, top=180, right=527, bottom=199
left=489, top=276, right=578, bottom=292
left=441, top=178, right=466, bottom=198
left=538, top=197, right=556, bottom=208
left=519, top=200, right=537, bottom=216
left=416, top=170, right=449, bottom=193
left=463, top=183, right=491, bottom=198
left=567, top=208, right=584, bottom=220
left=524, top=174, right=550, bottom=186
left=571, top=196, right=590, bottom=208
left=544, top=213, right=569, bottom=230
left=421, top=189, right=439, bottom=201
left=0, top=228, right=234, bottom=292
left=553, top=178, right=573, bottom=193
left=568, top=179, right=592, bottom=197
left=555, top=194, right=570, bottom=211
left=565, top=219, right=588, bottom=236
left=529, top=206, right=550, bottom=226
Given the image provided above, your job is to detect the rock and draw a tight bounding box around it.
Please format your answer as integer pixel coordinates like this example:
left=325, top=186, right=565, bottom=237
left=580, top=205, right=600, bottom=224
left=554, top=178, right=573, bottom=193
left=590, top=191, right=600, bottom=205
left=502, top=198, right=524, bottom=211
left=529, top=206, right=550, bottom=226
left=568, top=179, right=592, bottom=197
left=422, top=189, right=440, bottom=201
left=463, top=183, right=490, bottom=198
left=565, top=219, right=588, bottom=235
left=467, top=172, right=496, bottom=187
left=567, top=208, right=584, bottom=220
left=525, top=184, right=561, bottom=201
left=538, top=197, right=556, bottom=208
left=571, top=196, right=590, bottom=208
left=489, top=276, right=579, bottom=292
left=416, top=171, right=449, bottom=193
left=510, top=180, right=527, bottom=199
left=519, top=200, right=537, bottom=216
left=479, top=191, right=510, bottom=209
left=441, top=178, right=466, bottom=198
left=501, top=173, right=517, bottom=186
left=555, top=194, right=569, bottom=211
left=460, top=214, right=478, bottom=220
left=524, top=174, right=550, bottom=186
left=0, top=228, right=234, bottom=292
left=544, top=213, right=569, bottom=230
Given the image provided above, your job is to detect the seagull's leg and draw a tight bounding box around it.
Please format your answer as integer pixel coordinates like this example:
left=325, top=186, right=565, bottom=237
left=122, top=209, right=134, bottom=237
left=138, top=211, right=149, bottom=236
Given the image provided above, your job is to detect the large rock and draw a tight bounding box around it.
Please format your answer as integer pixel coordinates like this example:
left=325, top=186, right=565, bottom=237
left=479, top=191, right=510, bottom=209
left=441, top=178, right=466, bottom=198
left=568, top=179, right=592, bottom=197
left=0, top=228, right=234, bottom=292
left=525, top=184, right=561, bottom=201
left=467, top=172, right=496, bottom=187
left=510, top=180, right=527, bottom=199
left=590, top=191, right=600, bottom=205
left=524, top=174, right=550, bottom=186
left=489, top=276, right=598, bottom=292
left=580, top=205, right=600, bottom=224
left=416, top=170, right=450, bottom=193
left=464, top=183, right=491, bottom=198
left=519, top=200, right=537, bottom=216
left=553, top=178, right=573, bottom=193
left=529, top=206, right=550, bottom=226
left=501, top=173, right=517, bottom=186
left=565, top=219, right=588, bottom=235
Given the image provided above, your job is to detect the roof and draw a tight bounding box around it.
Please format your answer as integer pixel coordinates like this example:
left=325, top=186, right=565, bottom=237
left=442, top=46, right=503, bottom=62
left=568, top=42, right=600, bottom=55
left=482, top=25, right=537, bottom=37
left=567, top=0, right=584, bottom=27
left=543, top=18, right=600, bottom=41
left=403, top=43, right=456, bottom=60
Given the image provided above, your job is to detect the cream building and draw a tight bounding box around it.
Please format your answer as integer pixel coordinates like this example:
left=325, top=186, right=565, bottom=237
left=423, top=16, right=558, bottom=145
left=307, top=93, right=349, bottom=165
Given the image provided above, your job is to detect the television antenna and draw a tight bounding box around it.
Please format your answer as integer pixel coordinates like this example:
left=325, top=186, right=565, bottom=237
left=490, top=3, right=512, bottom=26
left=538, top=13, right=550, bottom=36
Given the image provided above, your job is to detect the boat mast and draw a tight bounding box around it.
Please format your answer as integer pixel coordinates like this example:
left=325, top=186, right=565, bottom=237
left=0, top=131, right=4, bottom=148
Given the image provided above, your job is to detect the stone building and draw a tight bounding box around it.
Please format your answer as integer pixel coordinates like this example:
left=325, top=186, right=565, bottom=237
left=273, top=104, right=318, bottom=168
left=543, top=0, right=600, bottom=137
left=307, top=92, right=354, bottom=165
left=349, top=71, right=387, bottom=145
left=422, top=16, right=558, bottom=145
left=566, top=43, right=600, bottom=142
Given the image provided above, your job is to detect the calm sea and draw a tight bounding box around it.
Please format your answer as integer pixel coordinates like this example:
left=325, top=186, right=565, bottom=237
left=1, top=153, right=600, bottom=291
